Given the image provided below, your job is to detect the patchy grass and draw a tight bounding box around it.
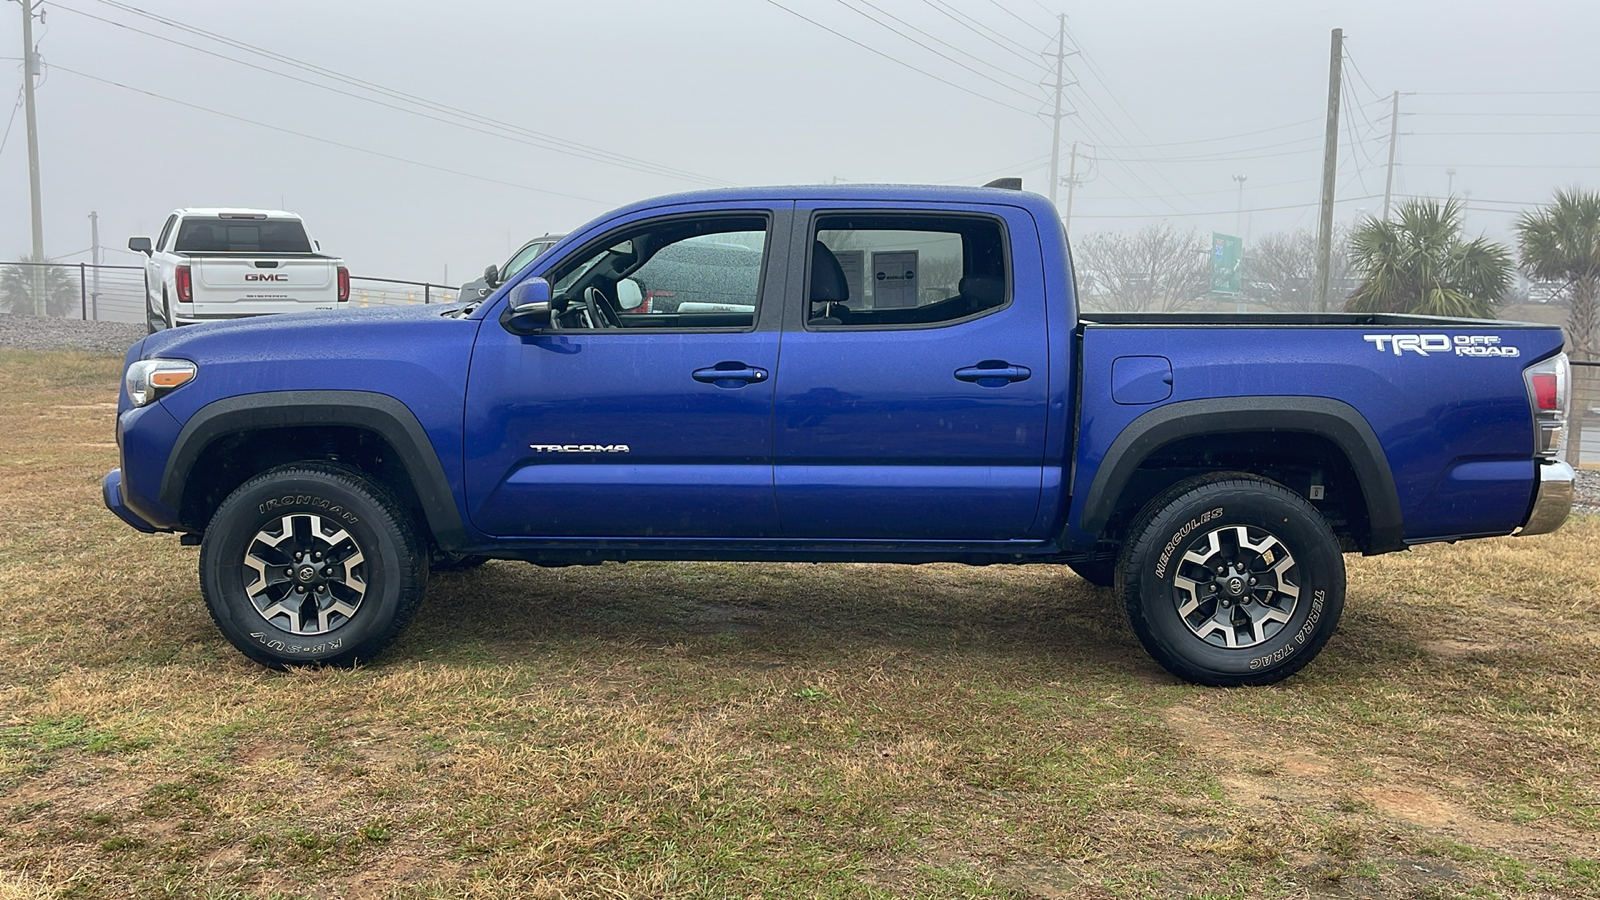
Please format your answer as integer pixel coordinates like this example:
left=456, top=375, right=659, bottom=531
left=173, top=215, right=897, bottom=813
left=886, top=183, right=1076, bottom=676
left=0, top=349, right=1597, bottom=899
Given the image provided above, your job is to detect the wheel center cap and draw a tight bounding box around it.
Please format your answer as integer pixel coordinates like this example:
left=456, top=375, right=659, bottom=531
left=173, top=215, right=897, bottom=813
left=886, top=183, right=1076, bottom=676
left=296, top=564, right=318, bottom=583
left=1226, top=576, right=1245, bottom=596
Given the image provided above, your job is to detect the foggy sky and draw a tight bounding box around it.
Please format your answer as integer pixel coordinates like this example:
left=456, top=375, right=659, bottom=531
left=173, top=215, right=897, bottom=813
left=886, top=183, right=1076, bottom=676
left=2, top=0, right=1597, bottom=285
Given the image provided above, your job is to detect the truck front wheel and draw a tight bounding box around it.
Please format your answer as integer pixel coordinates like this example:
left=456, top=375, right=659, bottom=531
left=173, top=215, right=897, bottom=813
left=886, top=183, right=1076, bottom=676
left=199, top=464, right=428, bottom=669
left=1117, top=473, right=1345, bottom=686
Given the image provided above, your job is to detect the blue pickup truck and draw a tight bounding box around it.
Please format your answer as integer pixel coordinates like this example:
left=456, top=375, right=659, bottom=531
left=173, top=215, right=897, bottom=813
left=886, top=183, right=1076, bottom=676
left=104, top=184, right=1576, bottom=686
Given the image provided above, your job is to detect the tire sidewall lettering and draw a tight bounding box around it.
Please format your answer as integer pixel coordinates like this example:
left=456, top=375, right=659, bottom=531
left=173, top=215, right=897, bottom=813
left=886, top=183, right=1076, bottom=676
left=1155, top=507, right=1224, bottom=579
left=256, top=494, right=360, bottom=526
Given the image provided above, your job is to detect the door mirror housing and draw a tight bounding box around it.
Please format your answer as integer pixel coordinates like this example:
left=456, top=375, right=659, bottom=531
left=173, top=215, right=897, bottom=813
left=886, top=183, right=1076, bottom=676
left=616, top=277, right=644, bottom=310
left=500, top=277, right=553, bottom=334
left=128, top=236, right=153, bottom=255
left=483, top=263, right=501, bottom=287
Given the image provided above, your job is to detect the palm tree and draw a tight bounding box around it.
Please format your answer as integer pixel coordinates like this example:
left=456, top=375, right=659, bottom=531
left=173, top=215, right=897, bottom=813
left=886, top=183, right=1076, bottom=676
left=0, top=254, right=80, bottom=317
left=1515, top=188, right=1600, bottom=360
left=1345, top=198, right=1512, bottom=319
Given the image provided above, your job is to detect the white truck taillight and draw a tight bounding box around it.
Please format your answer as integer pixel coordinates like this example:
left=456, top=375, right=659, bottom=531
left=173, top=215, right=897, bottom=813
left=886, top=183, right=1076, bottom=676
left=337, top=266, right=350, bottom=302
left=175, top=265, right=193, bottom=303
left=1523, top=353, right=1570, bottom=458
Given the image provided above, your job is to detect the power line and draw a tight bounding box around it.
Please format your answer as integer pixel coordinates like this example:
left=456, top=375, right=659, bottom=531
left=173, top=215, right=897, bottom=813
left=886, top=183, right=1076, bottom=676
left=1088, top=133, right=1386, bottom=164
left=759, top=0, right=1038, bottom=115
left=52, top=65, right=615, bottom=205
left=916, top=0, right=1049, bottom=72
left=826, top=0, right=1042, bottom=98
left=983, top=0, right=1052, bottom=38
left=73, top=0, right=729, bottom=186
left=1404, top=162, right=1600, bottom=169
left=1071, top=194, right=1384, bottom=220
left=0, top=86, right=21, bottom=157
left=837, top=0, right=1044, bottom=87
left=58, top=2, right=730, bottom=187
left=1401, top=111, right=1600, bottom=118
left=1412, top=89, right=1600, bottom=96
left=1406, top=130, right=1600, bottom=136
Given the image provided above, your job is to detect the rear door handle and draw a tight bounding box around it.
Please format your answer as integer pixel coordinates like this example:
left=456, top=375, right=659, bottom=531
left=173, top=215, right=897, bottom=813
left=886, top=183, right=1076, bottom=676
left=954, top=363, right=1031, bottom=385
left=693, top=364, right=769, bottom=387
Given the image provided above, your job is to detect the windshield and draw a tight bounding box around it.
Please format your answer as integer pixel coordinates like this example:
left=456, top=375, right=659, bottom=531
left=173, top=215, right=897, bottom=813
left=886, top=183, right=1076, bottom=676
left=500, top=238, right=560, bottom=279
left=175, top=218, right=313, bottom=253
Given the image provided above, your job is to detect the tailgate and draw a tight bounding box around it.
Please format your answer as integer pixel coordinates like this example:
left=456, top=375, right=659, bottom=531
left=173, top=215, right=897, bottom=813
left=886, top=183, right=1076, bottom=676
left=191, top=258, right=339, bottom=312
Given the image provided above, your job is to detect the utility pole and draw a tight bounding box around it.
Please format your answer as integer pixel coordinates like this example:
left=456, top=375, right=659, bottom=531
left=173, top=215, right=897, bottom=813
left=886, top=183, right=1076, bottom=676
left=89, top=211, right=100, bottom=319
left=1063, top=142, right=1079, bottom=233
left=1381, top=90, right=1399, bottom=219
left=1232, top=175, right=1248, bottom=240
left=1047, top=14, right=1066, bottom=209
left=1446, top=168, right=1457, bottom=197
left=1312, top=27, right=1343, bottom=314
left=18, top=0, right=45, bottom=265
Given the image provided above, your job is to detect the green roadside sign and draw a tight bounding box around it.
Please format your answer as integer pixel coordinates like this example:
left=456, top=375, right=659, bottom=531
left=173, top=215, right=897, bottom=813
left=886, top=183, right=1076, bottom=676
left=1211, top=233, right=1242, bottom=295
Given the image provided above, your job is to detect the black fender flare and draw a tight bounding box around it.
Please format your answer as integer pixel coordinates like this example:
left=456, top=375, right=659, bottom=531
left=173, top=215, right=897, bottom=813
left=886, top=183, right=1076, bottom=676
left=1077, top=396, right=1404, bottom=553
left=160, top=391, right=467, bottom=550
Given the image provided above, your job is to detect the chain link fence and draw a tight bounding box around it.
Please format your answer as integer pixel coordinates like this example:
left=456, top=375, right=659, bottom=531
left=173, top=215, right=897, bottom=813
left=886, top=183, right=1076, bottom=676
left=0, top=261, right=458, bottom=323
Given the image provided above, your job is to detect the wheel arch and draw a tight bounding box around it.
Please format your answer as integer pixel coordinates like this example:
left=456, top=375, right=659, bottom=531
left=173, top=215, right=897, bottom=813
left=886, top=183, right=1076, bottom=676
left=1077, top=396, right=1404, bottom=554
left=160, top=391, right=467, bottom=551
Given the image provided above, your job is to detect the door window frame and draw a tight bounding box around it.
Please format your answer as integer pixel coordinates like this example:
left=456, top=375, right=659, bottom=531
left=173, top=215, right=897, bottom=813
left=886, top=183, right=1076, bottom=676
left=794, top=208, right=1015, bottom=333
left=531, top=209, right=789, bottom=335
left=156, top=215, right=178, bottom=252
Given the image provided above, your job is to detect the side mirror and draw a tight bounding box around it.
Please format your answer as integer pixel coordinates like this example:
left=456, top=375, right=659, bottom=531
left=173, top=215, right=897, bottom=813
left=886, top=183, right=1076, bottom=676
left=500, top=277, right=553, bottom=334
left=483, top=263, right=501, bottom=288
left=616, top=278, right=644, bottom=310
left=128, top=236, right=153, bottom=256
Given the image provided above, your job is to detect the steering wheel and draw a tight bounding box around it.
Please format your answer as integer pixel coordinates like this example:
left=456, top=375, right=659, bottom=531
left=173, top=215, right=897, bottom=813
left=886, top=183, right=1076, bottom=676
left=583, top=286, right=621, bottom=328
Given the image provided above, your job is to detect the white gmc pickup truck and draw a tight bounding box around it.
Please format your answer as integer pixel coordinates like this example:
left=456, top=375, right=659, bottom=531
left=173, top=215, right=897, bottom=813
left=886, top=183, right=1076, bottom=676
left=128, top=209, right=348, bottom=332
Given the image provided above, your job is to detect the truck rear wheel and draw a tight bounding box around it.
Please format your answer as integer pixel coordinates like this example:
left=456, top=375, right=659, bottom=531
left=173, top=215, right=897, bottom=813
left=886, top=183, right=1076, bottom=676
left=199, top=464, right=427, bottom=669
left=1117, top=473, right=1345, bottom=686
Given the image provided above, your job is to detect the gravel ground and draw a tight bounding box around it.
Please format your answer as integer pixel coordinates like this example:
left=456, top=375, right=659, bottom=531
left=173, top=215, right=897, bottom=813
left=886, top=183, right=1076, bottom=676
left=0, top=313, right=145, bottom=354
left=1576, top=468, right=1600, bottom=513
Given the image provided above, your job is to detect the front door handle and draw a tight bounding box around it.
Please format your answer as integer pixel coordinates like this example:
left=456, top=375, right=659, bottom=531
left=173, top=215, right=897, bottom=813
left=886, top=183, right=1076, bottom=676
left=693, top=363, right=769, bottom=387
left=954, top=362, right=1031, bottom=386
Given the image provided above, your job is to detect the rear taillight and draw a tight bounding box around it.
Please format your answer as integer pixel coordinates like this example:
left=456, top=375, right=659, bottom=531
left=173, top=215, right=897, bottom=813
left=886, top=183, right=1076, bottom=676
left=175, top=266, right=192, bottom=303
left=1523, top=353, right=1570, bottom=458
left=337, top=266, right=350, bottom=302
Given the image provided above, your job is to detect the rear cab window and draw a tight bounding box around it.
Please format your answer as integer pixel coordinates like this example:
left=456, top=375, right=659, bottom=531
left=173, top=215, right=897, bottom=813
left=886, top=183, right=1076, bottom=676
left=806, top=213, right=1009, bottom=329
left=175, top=218, right=313, bottom=254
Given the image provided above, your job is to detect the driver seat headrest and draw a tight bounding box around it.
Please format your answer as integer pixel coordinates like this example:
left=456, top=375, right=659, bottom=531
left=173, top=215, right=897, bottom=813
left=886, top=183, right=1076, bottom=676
left=810, top=241, right=850, bottom=304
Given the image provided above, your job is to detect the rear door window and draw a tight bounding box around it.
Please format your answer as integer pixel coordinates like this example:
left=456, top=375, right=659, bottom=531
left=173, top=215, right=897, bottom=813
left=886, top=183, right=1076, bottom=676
left=175, top=219, right=313, bottom=253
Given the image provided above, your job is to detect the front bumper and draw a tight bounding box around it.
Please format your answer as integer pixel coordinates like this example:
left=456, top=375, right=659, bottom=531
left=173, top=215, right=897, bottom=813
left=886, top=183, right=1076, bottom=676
left=103, top=468, right=159, bottom=533
left=1518, top=460, right=1575, bottom=537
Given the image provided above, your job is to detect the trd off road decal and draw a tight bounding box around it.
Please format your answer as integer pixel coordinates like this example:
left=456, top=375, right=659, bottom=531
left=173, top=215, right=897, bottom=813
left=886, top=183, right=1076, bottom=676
left=1363, top=333, right=1520, bottom=358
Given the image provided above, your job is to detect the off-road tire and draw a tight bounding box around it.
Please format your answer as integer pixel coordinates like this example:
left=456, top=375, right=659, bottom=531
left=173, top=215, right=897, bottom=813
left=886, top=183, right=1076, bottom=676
left=199, top=464, right=428, bottom=669
left=1117, top=473, right=1345, bottom=687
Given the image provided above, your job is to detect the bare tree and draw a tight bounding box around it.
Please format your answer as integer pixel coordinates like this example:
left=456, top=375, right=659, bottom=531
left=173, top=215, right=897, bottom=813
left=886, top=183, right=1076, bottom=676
left=1074, top=223, right=1208, bottom=313
left=1243, top=226, right=1353, bottom=311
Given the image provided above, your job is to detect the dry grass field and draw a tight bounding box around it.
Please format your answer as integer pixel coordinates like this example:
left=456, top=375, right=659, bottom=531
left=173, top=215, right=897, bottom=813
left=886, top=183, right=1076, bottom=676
left=0, top=350, right=1596, bottom=899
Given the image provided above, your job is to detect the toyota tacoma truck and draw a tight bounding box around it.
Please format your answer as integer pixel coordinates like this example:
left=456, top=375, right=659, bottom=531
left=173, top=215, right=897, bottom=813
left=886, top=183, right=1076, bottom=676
left=128, top=208, right=349, bottom=333
left=103, top=185, right=1576, bottom=686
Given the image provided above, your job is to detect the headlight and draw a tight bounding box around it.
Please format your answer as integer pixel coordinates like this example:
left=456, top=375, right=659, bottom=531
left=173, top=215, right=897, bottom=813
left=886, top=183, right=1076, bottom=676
left=125, top=359, right=197, bottom=407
